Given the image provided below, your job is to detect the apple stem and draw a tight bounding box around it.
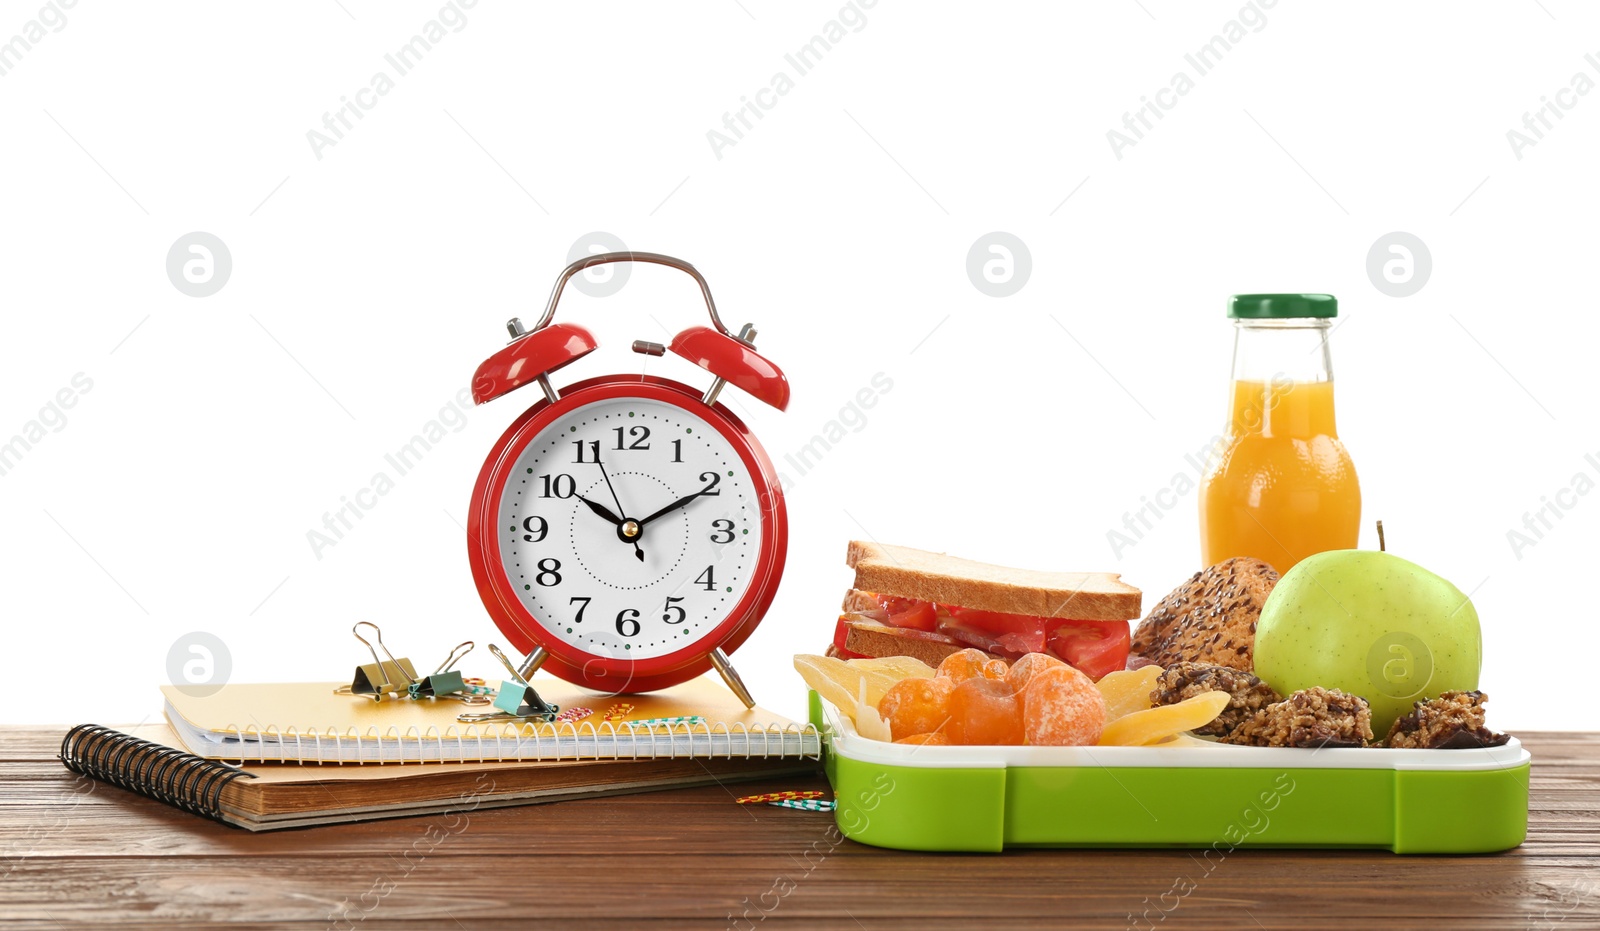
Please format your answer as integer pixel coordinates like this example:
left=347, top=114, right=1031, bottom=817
left=1377, top=520, right=1386, bottom=552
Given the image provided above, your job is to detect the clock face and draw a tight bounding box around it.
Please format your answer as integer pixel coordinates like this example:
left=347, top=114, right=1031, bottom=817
left=494, top=394, right=765, bottom=663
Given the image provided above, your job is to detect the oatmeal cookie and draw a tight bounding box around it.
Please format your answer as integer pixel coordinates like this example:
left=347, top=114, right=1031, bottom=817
left=1383, top=690, right=1510, bottom=750
left=1224, top=687, right=1374, bottom=749
left=1151, top=662, right=1282, bottom=736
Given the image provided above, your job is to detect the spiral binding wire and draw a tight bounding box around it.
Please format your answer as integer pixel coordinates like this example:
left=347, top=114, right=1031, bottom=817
left=213, top=720, right=822, bottom=764
left=59, top=724, right=256, bottom=824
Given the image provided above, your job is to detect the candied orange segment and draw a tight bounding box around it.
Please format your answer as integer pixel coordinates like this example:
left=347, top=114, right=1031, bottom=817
left=1095, top=665, right=1164, bottom=722
left=1098, top=691, right=1230, bottom=746
left=1005, top=652, right=1066, bottom=693
left=878, top=676, right=955, bottom=741
left=894, top=732, right=951, bottom=746
left=948, top=676, right=1025, bottom=745
left=1023, top=665, right=1106, bottom=746
left=936, top=648, right=1002, bottom=683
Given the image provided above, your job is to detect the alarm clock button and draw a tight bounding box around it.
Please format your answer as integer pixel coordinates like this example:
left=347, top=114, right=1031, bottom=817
left=472, top=322, right=598, bottom=404
left=668, top=325, right=791, bottom=411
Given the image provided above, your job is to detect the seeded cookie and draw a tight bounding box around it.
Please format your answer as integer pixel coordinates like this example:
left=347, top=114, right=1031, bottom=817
left=1131, top=557, right=1279, bottom=671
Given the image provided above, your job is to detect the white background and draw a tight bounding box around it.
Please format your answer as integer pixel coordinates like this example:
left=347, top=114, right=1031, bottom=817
left=2, top=1, right=1596, bottom=730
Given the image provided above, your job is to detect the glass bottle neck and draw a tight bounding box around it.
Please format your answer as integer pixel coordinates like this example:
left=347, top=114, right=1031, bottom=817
left=1227, top=318, right=1338, bottom=438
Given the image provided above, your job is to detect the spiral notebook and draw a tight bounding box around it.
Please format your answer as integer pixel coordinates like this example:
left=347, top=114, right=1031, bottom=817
left=61, top=722, right=820, bottom=832
left=160, top=675, right=821, bottom=763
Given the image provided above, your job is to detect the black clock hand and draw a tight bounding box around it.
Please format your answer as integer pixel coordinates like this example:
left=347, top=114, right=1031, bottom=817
left=593, top=456, right=644, bottom=562
left=637, top=481, right=716, bottom=529
left=575, top=495, right=623, bottom=526
left=595, top=457, right=628, bottom=524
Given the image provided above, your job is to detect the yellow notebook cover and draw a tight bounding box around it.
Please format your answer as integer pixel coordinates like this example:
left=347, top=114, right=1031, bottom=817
left=161, top=674, right=821, bottom=763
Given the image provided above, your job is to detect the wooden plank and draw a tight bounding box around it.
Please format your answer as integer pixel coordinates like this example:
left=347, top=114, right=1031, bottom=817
left=4, top=726, right=1598, bottom=926
left=5, top=777, right=1587, bottom=861
left=1, top=853, right=1598, bottom=926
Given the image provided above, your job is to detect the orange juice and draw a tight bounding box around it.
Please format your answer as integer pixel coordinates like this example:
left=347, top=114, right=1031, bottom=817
left=1200, top=378, right=1360, bottom=573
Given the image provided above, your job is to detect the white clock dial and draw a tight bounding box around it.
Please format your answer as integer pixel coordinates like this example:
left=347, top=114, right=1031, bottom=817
left=496, top=397, right=762, bottom=661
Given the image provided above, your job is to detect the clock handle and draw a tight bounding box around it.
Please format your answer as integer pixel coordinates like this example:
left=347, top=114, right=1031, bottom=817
left=710, top=647, right=757, bottom=709
left=532, top=252, right=734, bottom=338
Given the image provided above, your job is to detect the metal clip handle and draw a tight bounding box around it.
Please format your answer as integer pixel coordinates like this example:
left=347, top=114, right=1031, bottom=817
left=352, top=622, right=415, bottom=687
left=433, top=640, right=474, bottom=676
left=531, top=252, right=733, bottom=338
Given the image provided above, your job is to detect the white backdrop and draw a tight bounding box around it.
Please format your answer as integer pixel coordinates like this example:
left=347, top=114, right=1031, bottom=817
left=2, top=1, right=1595, bottom=730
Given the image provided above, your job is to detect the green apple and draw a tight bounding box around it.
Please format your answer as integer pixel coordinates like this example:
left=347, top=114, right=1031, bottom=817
left=1253, top=549, right=1482, bottom=736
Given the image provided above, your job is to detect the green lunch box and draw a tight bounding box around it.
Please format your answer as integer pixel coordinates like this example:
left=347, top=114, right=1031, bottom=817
left=810, top=692, right=1530, bottom=854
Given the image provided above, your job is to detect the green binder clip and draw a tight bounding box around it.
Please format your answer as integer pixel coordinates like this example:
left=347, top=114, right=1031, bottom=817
left=409, top=641, right=480, bottom=702
left=348, top=622, right=418, bottom=701
left=461, top=644, right=558, bottom=722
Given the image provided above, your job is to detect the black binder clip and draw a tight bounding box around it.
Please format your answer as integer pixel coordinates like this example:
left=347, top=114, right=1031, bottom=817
left=457, top=644, right=558, bottom=723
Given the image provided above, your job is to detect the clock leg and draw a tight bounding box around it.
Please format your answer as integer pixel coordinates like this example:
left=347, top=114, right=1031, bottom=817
left=709, top=647, right=756, bottom=709
left=515, top=646, right=548, bottom=682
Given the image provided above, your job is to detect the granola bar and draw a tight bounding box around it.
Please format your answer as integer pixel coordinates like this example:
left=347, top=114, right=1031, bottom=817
left=1151, top=662, right=1282, bottom=736
left=1223, top=686, right=1374, bottom=749
left=1383, top=690, right=1510, bottom=750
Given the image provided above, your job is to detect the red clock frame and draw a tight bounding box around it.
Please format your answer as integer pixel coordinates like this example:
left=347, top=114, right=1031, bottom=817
left=467, top=374, right=788, bottom=694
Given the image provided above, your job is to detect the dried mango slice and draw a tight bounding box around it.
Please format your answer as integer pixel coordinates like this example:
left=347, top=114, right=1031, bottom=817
left=1098, top=690, right=1230, bottom=746
left=794, top=654, right=935, bottom=724
left=853, top=680, right=893, bottom=742
left=1095, top=665, right=1163, bottom=722
left=848, top=655, right=938, bottom=682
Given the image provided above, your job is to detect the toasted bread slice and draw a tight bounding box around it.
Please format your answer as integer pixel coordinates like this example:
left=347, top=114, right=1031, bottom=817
left=1131, top=557, right=1279, bottom=671
left=846, top=540, right=1141, bottom=620
left=841, top=620, right=983, bottom=667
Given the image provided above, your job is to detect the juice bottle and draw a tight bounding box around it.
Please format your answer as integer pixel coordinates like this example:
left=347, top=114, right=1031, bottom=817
left=1199, top=294, right=1360, bottom=573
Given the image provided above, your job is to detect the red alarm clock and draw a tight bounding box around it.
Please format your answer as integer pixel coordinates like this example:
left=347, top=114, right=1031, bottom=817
left=467, top=253, right=789, bottom=707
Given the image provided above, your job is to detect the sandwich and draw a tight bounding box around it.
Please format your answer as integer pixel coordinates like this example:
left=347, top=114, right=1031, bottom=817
left=830, top=540, right=1143, bottom=681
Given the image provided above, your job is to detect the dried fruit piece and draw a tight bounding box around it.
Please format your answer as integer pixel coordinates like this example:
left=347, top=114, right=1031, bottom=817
left=1005, top=652, right=1066, bottom=693
left=895, top=732, right=951, bottom=746
left=1023, top=665, right=1106, bottom=746
left=848, top=655, right=939, bottom=681
left=878, top=676, right=956, bottom=741
left=937, top=648, right=1002, bottom=683
left=948, top=677, right=1025, bottom=745
left=1095, top=665, right=1163, bottom=722
left=1152, top=662, right=1280, bottom=737
left=794, top=653, right=934, bottom=723
left=1098, top=691, right=1230, bottom=746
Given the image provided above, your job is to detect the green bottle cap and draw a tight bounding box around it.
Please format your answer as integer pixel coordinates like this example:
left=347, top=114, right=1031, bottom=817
left=1229, top=293, right=1338, bottom=319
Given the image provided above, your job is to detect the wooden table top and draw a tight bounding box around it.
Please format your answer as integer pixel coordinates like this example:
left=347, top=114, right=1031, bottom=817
left=2, top=727, right=1596, bottom=929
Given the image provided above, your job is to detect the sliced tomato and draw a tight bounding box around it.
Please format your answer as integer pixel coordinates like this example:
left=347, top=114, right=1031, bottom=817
left=1046, top=620, right=1131, bottom=681
left=874, top=595, right=939, bottom=631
